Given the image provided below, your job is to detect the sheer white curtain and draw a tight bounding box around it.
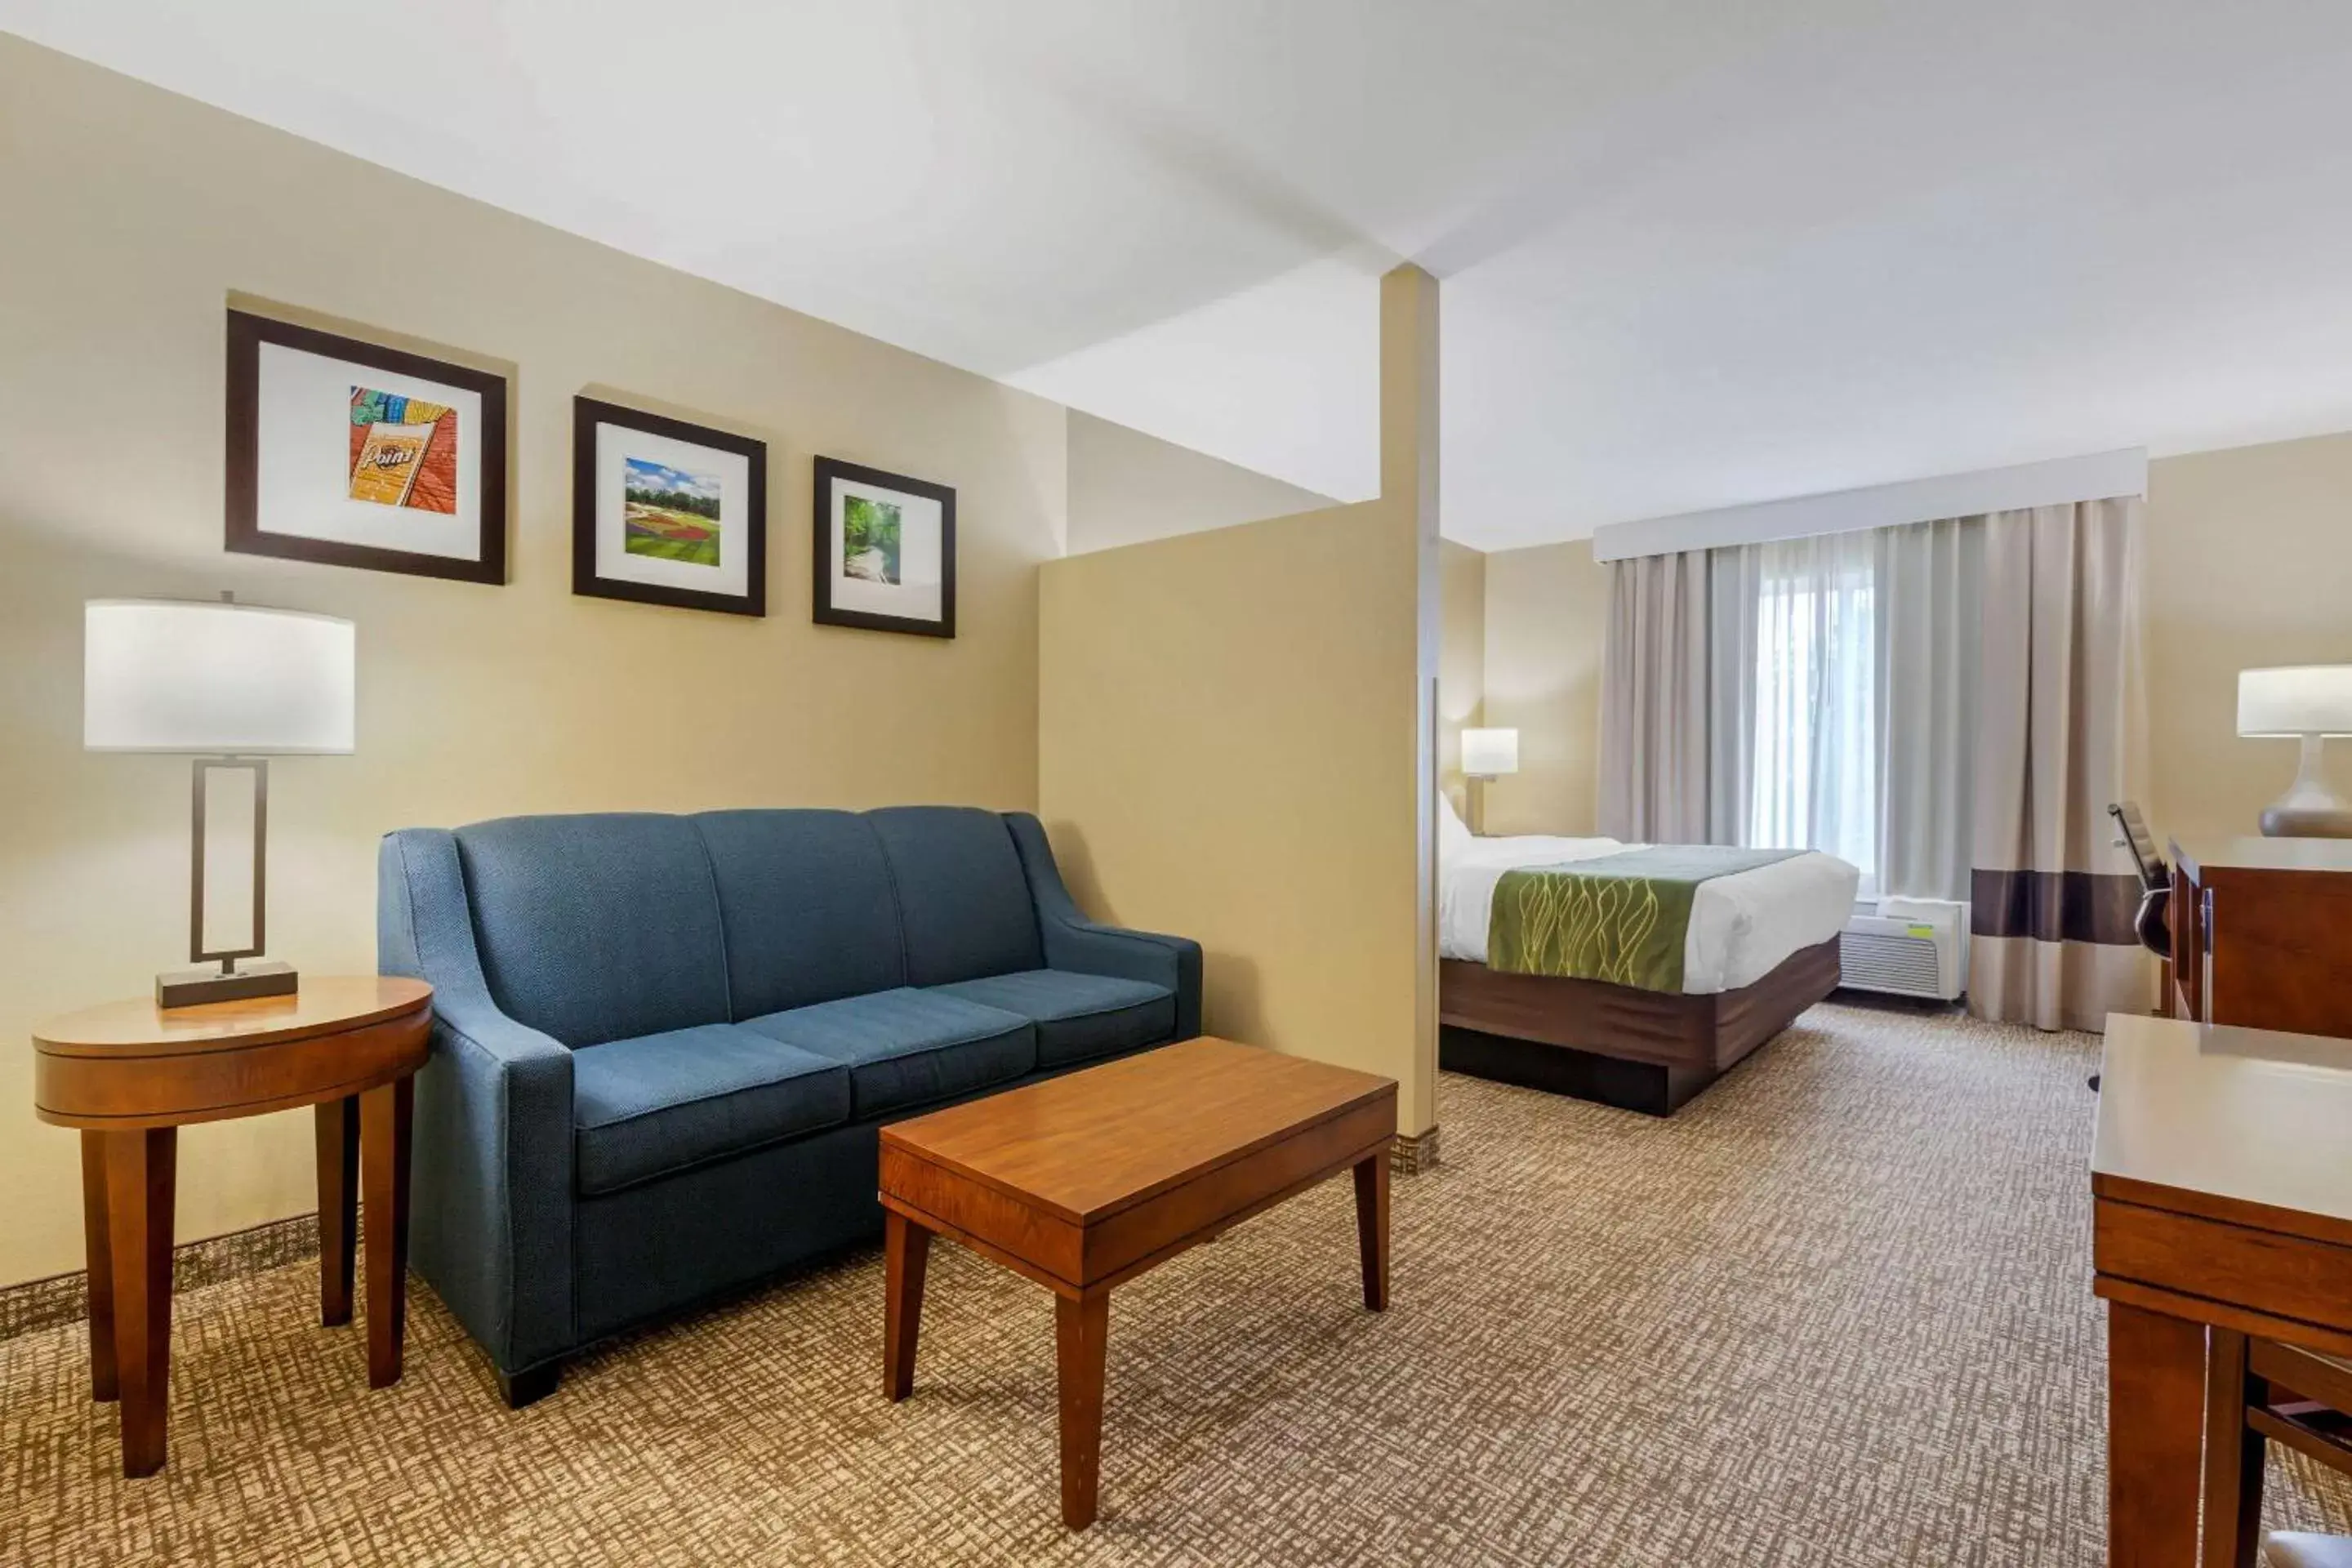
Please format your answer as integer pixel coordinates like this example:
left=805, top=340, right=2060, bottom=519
left=1707, top=521, right=1982, bottom=899
left=1711, top=532, right=1878, bottom=884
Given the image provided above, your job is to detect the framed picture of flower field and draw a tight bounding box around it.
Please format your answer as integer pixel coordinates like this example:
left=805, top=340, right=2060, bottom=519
left=225, top=310, right=509, bottom=582
left=572, top=397, right=768, bottom=617
left=812, top=456, right=956, bottom=638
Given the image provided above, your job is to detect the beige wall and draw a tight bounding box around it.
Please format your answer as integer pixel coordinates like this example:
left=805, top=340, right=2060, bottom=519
left=1067, top=411, right=1335, bottom=556
left=1480, top=538, right=1610, bottom=836
left=0, top=39, right=1081, bottom=1287
left=1438, top=541, right=1486, bottom=812
left=1038, top=268, right=1441, bottom=1134
left=2145, top=433, right=2352, bottom=844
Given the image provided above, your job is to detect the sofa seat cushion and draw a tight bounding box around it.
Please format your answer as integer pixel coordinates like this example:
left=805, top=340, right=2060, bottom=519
left=572, top=1025, right=852, bottom=1196
left=742, top=989, right=1036, bottom=1118
left=924, top=969, right=1175, bottom=1067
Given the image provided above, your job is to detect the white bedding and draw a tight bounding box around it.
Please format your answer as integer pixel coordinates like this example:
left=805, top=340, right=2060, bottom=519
left=1438, top=835, right=1860, bottom=995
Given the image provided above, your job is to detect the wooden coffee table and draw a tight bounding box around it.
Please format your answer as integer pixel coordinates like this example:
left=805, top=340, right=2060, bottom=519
left=878, top=1036, right=1398, bottom=1529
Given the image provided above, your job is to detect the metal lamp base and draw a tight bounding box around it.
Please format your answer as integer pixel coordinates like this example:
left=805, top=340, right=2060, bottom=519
left=2259, top=801, right=2352, bottom=839
left=2259, top=733, right=2352, bottom=839
left=157, top=960, right=298, bottom=1009
left=167, top=752, right=293, bottom=1008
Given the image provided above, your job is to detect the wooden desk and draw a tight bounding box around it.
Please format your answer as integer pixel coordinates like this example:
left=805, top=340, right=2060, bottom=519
left=2169, top=835, right=2352, bottom=1034
left=878, top=1038, right=1397, bottom=1530
left=2092, top=1013, right=2352, bottom=1566
left=33, top=977, right=433, bottom=1477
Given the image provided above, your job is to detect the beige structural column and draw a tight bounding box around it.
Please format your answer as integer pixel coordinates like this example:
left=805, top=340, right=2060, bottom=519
left=1383, top=264, right=1442, bottom=1152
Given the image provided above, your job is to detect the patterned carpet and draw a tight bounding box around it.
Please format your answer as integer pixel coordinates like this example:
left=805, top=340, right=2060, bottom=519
left=5, top=1002, right=2350, bottom=1565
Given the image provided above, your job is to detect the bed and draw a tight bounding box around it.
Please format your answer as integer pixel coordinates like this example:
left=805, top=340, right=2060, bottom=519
left=1437, top=802, right=1859, bottom=1115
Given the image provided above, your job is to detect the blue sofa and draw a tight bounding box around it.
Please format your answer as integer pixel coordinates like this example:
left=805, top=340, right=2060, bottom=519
left=376, top=805, right=1200, bottom=1405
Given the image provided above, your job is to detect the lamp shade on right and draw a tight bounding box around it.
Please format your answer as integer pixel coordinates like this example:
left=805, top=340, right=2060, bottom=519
left=2238, top=666, right=2352, bottom=739
left=85, top=599, right=357, bottom=755
left=1461, top=727, right=1520, bottom=777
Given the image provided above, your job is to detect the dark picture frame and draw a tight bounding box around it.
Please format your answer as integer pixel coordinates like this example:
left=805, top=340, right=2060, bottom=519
left=225, top=310, right=508, bottom=584
left=572, top=397, right=768, bottom=617
left=812, top=456, right=957, bottom=639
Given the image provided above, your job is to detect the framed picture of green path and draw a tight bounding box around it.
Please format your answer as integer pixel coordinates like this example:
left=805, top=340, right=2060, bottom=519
left=813, top=456, right=956, bottom=638
left=572, top=397, right=767, bottom=617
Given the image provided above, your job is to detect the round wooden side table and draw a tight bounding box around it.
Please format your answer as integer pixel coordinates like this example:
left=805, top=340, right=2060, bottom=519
left=32, top=976, right=433, bottom=1477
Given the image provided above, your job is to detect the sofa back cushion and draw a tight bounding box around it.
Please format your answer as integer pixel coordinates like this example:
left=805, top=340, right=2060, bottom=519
left=454, top=813, right=731, bottom=1049
left=867, top=807, right=1043, bottom=985
left=694, top=809, right=906, bottom=1017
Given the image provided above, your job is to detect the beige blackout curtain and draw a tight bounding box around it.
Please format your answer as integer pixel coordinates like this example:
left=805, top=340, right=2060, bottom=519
left=1967, top=497, right=2152, bottom=1031
left=1598, top=549, right=1711, bottom=842
left=1876, top=518, right=1982, bottom=902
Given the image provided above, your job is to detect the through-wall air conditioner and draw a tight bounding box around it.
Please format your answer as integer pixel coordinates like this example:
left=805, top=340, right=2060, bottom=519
left=1839, top=898, right=1968, bottom=1001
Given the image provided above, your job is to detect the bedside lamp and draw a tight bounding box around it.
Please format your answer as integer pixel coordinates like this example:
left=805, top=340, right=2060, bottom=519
left=1460, top=727, right=1519, bottom=836
left=2238, top=666, right=2352, bottom=839
left=85, top=597, right=356, bottom=1006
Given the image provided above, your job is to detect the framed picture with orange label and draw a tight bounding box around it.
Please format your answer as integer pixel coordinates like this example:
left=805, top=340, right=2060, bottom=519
left=225, top=310, right=509, bottom=583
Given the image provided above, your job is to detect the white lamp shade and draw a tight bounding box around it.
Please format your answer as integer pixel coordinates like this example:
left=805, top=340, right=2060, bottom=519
left=85, top=599, right=356, bottom=754
left=2238, top=666, right=2352, bottom=739
left=1462, top=727, right=1520, bottom=777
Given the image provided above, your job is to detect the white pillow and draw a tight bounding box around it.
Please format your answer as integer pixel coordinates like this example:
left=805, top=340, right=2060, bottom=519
left=1438, top=788, right=1475, bottom=857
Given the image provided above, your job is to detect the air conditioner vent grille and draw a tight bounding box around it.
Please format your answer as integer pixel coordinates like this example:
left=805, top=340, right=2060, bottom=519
left=1840, top=931, right=1944, bottom=998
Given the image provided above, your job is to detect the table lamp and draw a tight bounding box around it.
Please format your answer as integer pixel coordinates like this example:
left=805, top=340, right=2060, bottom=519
left=2238, top=666, right=2352, bottom=838
left=1460, top=727, right=1519, bottom=835
left=85, top=596, right=357, bottom=1006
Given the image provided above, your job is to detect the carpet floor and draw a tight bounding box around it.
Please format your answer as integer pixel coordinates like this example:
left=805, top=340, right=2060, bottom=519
left=6, top=1001, right=2350, bottom=1565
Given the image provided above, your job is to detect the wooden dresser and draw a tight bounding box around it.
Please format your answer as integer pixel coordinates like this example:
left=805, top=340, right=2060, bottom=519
left=2092, top=1013, right=2352, bottom=1565
left=2169, top=835, right=2352, bottom=1036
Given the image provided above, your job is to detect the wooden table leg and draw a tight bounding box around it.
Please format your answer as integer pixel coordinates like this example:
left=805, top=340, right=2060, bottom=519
left=1055, top=1290, right=1110, bottom=1530
left=2202, top=1329, right=2264, bottom=1568
left=2108, top=1300, right=2206, bottom=1567
left=883, top=1210, right=931, bottom=1401
left=315, top=1097, right=359, bottom=1329
left=104, top=1127, right=176, bottom=1478
left=360, top=1077, right=413, bottom=1389
left=80, top=1131, right=116, bottom=1403
left=1353, top=1150, right=1390, bottom=1312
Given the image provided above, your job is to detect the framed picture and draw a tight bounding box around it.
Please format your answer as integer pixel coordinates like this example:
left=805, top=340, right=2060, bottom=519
left=225, top=310, right=507, bottom=583
left=572, top=397, right=768, bottom=617
left=813, top=457, right=956, bottom=638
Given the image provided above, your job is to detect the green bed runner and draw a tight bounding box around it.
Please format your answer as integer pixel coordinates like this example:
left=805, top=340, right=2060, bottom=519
left=1488, top=845, right=1803, bottom=993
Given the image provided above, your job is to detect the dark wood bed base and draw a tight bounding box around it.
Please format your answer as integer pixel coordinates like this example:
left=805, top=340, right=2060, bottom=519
left=1438, top=938, right=1842, bottom=1116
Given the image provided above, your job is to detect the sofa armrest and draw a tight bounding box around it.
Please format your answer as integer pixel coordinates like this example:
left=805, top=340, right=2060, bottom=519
left=379, top=830, right=576, bottom=1374
left=1004, top=813, right=1203, bottom=1040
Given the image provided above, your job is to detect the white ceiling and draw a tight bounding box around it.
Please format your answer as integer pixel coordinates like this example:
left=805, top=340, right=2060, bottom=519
left=10, top=0, right=2352, bottom=549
